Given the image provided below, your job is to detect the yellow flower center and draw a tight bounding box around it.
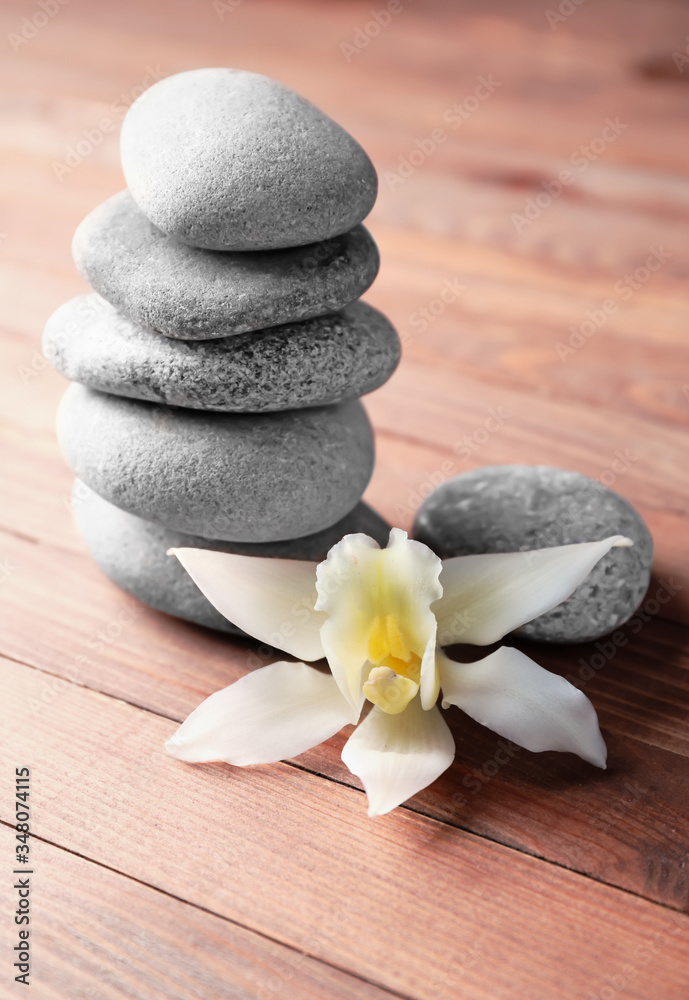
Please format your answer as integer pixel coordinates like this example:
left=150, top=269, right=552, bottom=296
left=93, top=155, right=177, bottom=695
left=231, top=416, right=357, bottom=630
left=363, top=613, right=421, bottom=714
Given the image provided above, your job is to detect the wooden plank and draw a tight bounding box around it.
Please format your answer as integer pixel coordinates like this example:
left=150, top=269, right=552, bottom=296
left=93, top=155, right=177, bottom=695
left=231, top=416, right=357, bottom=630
left=0, top=827, right=396, bottom=1000
left=2, top=0, right=689, bottom=174
left=2, top=657, right=689, bottom=1000
left=299, top=711, right=689, bottom=912
left=0, top=538, right=239, bottom=721
left=368, top=356, right=689, bottom=513
left=0, top=421, right=76, bottom=551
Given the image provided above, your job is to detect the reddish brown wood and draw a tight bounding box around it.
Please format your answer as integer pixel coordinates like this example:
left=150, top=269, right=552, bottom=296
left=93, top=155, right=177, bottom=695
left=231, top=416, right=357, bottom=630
left=3, top=658, right=689, bottom=1000
left=0, top=827, right=398, bottom=1000
left=2, top=0, right=689, bottom=996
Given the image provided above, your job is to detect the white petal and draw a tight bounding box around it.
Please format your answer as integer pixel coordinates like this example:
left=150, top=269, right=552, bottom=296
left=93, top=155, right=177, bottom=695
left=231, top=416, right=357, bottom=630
left=166, top=661, right=356, bottom=765
left=315, top=533, right=381, bottom=713
left=341, top=697, right=455, bottom=816
left=438, top=647, right=607, bottom=767
left=383, top=529, right=443, bottom=710
left=419, top=627, right=441, bottom=710
left=434, top=536, right=633, bottom=646
left=315, top=529, right=443, bottom=713
left=170, top=548, right=325, bottom=660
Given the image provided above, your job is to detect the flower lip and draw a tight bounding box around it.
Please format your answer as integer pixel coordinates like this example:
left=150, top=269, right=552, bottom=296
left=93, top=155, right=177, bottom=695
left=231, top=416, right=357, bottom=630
left=363, top=665, right=419, bottom=715
left=315, top=528, right=443, bottom=714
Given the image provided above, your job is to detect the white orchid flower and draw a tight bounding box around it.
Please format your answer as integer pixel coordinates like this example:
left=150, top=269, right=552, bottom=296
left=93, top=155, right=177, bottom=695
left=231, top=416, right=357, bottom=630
left=165, top=528, right=632, bottom=816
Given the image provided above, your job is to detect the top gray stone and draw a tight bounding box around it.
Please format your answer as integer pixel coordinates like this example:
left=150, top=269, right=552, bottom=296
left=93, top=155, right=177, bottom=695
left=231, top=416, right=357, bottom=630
left=120, top=68, right=378, bottom=251
left=413, top=465, right=653, bottom=643
left=72, top=191, right=379, bottom=339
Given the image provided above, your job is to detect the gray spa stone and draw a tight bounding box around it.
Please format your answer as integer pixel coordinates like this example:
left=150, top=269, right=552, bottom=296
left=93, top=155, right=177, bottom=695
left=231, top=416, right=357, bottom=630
left=42, top=293, right=400, bottom=412
left=57, top=385, right=375, bottom=543
left=120, top=68, right=378, bottom=251
left=72, top=480, right=391, bottom=634
left=72, top=191, right=379, bottom=340
left=413, top=465, right=653, bottom=643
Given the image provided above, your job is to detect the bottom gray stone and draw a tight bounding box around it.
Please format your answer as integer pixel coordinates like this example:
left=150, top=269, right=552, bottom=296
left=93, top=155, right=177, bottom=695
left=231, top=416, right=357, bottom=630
left=72, top=480, right=391, bottom=634
left=413, top=465, right=653, bottom=643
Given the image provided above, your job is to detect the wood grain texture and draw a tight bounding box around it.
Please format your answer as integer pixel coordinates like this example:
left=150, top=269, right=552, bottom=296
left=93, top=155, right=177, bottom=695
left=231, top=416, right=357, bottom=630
left=2, top=0, right=689, bottom=996
left=3, top=658, right=689, bottom=1000
left=0, top=827, right=398, bottom=1000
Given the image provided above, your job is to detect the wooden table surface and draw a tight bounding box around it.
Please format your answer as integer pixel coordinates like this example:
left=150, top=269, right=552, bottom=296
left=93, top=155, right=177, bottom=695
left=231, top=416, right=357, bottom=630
left=1, top=0, right=689, bottom=997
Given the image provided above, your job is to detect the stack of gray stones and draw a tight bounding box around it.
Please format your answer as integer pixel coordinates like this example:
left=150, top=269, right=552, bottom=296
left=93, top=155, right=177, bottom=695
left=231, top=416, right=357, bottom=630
left=43, top=68, right=400, bottom=635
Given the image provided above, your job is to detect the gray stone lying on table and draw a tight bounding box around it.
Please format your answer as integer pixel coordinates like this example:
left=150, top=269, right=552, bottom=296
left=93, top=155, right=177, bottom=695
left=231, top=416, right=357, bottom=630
left=413, top=465, right=653, bottom=643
